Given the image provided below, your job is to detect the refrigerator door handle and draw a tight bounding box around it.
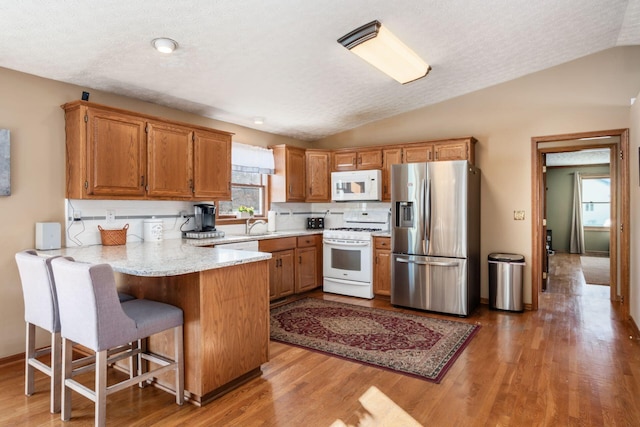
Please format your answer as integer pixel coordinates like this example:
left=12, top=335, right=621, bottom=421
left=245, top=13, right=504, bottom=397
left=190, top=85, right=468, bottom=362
left=422, top=178, right=431, bottom=250
left=396, top=258, right=459, bottom=267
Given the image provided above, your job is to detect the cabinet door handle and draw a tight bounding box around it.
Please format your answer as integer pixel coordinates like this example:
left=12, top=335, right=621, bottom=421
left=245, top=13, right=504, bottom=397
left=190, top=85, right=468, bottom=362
left=299, top=256, right=302, bottom=264
left=140, top=176, right=145, bottom=186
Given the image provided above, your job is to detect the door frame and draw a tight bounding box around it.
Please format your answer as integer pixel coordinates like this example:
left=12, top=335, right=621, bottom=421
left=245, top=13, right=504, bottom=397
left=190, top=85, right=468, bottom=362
left=531, top=129, right=629, bottom=318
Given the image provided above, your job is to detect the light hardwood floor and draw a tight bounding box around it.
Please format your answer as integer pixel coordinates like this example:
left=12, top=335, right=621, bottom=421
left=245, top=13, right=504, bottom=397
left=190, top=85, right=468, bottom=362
left=1, top=253, right=639, bottom=426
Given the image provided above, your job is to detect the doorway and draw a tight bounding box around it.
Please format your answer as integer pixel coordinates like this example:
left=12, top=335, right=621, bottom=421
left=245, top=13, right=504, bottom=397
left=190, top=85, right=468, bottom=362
left=531, top=129, right=630, bottom=319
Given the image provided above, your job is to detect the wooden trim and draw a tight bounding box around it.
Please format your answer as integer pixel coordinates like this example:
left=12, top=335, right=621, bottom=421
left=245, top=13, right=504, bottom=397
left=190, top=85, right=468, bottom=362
left=531, top=128, right=630, bottom=319
left=0, top=352, right=23, bottom=367
left=62, top=100, right=234, bottom=136
left=630, top=316, right=640, bottom=340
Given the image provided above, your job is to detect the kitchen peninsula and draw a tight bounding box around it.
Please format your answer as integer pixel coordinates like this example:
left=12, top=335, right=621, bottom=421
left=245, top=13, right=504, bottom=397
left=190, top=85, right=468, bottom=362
left=41, top=239, right=271, bottom=406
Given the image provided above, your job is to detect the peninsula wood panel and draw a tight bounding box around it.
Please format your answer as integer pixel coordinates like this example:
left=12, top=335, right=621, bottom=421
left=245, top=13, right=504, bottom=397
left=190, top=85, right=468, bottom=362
left=115, top=260, right=269, bottom=404
left=199, top=262, right=269, bottom=394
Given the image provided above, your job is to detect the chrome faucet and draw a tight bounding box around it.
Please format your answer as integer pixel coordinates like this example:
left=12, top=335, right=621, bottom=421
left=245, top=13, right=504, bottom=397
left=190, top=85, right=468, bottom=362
left=245, top=218, right=267, bottom=234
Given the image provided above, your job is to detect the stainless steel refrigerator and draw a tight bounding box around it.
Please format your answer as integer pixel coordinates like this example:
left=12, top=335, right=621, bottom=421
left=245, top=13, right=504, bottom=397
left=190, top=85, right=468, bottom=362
left=391, top=160, right=480, bottom=316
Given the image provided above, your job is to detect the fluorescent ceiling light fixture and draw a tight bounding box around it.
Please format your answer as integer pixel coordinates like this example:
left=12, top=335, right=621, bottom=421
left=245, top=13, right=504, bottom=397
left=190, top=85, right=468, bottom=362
left=338, top=20, right=430, bottom=84
left=152, top=38, right=178, bottom=53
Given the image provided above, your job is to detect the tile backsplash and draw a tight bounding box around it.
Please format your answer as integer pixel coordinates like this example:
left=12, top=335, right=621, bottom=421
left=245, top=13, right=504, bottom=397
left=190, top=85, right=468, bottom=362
left=62, top=199, right=391, bottom=247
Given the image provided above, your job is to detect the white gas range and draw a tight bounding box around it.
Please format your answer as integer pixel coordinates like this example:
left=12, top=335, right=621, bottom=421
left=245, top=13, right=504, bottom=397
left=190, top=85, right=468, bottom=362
left=322, top=210, right=389, bottom=299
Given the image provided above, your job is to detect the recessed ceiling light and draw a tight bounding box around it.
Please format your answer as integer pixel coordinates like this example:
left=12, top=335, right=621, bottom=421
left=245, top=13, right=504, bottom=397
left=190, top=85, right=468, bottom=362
left=152, top=38, right=178, bottom=54
left=253, top=117, right=265, bottom=125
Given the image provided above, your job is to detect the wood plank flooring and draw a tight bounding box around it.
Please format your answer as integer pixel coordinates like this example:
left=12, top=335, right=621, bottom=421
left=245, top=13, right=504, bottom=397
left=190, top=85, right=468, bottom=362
left=1, top=252, right=639, bottom=426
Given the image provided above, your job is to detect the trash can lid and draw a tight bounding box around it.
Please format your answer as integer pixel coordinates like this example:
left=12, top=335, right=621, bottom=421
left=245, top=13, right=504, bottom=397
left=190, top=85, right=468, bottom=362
left=488, top=253, right=525, bottom=262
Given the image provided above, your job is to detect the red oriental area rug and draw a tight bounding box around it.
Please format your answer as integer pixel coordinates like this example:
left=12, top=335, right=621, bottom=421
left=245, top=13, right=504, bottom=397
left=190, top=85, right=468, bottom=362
left=270, top=298, right=479, bottom=383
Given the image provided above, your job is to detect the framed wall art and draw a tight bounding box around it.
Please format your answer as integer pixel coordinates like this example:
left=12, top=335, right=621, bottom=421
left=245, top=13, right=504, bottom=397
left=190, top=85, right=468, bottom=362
left=0, top=129, right=10, bottom=196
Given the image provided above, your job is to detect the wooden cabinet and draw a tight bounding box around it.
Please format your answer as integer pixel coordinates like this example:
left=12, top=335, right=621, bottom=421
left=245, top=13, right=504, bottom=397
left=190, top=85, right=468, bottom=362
left=403, top=138, right=475, bottom=164
left=260, top=235, right=322, bottom=299
left=259, top=237, right=297, bottom=300
left=270, top=145, right=306, bottom=202
left=434, top=140, right=472, bottom=162
left=305, top=150, right=331, bottom=202
left=62, top=101, right=232, bottom=200
left=67, top=105, right=148, bottom=198
left=146, top=121, right=194, bottom=198
left=193, top=130, right=232, bottom=199
left=373, top=236, right=392, bottom=296
left=295, top=235, right=322, bottom=292
left=382, top=148, right=403, bottom=202
left=403, top=143, right=435, bottom=163
left=332, top=148, right=383, bottom=171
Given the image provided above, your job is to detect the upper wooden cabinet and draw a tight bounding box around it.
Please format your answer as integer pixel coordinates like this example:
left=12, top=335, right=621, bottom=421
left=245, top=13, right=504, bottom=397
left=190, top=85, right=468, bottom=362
left=146, top=121, right=194, bottom=198
left=403, top=138, right=476, bottom=164
left=62, top=101, right=232, bottom=200
left=382, top=148, right=402, bottom=202
left=270, top=145, right=306, bottom=202
left=81, top=106, right=148, bottom=198
left=193, top=130, right=231, bottom=199
left=305, top=150, right=331, bottom=202
left=332, top=148, right=383, bottom=171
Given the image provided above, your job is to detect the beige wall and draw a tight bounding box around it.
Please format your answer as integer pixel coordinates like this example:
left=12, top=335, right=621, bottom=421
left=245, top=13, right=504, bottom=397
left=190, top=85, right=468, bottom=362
left=1, top=46, right=639, bottom=358
left=630, top=89, right=640, bottom=326
left=0, top=67, right=308, bottom=358
left=316, top=46, right=640, bottom=310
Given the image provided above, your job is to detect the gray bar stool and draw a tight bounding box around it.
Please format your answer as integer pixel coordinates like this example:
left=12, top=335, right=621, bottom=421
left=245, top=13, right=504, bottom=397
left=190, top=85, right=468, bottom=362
left=14, top=250, right=137, bottom=414
left=51, top=257, right=184, bottom=427
left=14, top=250, right=65, bottom=413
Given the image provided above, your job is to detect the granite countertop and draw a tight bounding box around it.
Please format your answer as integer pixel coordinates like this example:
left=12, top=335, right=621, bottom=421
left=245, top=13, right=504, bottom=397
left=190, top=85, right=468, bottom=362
left=371, top=231, right=391, bottom=238
left=38, top=239, right=272, bottom=277
left=182, top=229, right=324, bottom=246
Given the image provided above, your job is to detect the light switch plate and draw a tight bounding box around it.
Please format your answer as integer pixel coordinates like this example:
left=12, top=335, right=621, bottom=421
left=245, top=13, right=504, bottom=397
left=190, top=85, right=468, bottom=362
left=514, top=210, right=525, bottom=220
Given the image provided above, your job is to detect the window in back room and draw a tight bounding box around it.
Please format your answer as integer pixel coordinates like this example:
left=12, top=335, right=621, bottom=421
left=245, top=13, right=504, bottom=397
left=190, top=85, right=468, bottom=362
left=581, top=175, right=610, bottom=228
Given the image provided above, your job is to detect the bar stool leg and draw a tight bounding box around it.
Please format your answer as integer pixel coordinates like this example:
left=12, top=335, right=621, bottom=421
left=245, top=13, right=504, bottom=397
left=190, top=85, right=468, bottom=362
left=61, top=338, right=73, bottom=422
left=95, top=350, right=107, bottom=427
left=174, top=326, right=184, bottom=405
left=50, top=331, right=61, bottom=413
left=25, top=323, right=35, bottom=397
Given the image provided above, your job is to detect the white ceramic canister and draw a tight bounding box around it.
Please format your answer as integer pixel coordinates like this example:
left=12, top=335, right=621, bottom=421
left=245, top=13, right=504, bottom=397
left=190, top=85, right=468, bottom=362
left=143, top=218, right=163, bottom=242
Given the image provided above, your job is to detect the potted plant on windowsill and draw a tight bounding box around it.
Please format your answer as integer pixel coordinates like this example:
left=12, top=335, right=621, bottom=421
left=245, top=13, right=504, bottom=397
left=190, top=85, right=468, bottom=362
left=236, top=206, right=255, bottom=219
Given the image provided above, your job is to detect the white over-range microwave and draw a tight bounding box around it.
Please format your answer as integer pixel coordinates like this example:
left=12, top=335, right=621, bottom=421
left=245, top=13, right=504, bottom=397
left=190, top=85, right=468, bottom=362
left=331, top=170, right=382, bottom=202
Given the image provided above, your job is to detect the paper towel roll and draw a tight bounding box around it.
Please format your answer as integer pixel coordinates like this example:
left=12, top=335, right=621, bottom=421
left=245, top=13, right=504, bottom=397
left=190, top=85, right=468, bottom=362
left=267, top=211, right=276, bottom=232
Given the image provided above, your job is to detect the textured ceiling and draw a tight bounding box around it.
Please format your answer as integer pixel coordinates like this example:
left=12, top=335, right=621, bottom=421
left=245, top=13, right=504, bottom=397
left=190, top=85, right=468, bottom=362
left=1, top=1, right=639, bottom=141
left=546, top=149, right=611, bottom=167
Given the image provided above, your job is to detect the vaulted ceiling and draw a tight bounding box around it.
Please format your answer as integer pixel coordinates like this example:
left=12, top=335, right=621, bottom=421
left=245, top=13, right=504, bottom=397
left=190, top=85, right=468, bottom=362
left=1, top=1, right=639, bottom=141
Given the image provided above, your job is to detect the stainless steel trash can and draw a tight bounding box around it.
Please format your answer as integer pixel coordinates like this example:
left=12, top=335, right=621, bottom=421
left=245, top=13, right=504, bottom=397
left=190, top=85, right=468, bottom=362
left=488, top=253, right=525, bottom=312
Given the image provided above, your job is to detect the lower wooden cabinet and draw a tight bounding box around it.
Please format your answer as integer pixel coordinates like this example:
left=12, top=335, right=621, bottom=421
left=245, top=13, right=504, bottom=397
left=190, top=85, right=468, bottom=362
left=260, top=234, right=322, bottom=301
left=373, top=236, right=391, bottom=296
left=295, top=235, right=322, bottom=293
left=268, top=250, right=295, bottom=300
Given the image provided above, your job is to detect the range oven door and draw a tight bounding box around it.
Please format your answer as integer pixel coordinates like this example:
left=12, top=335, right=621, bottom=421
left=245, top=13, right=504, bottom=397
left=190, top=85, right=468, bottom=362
left=322, top=238, right=372, bottom=283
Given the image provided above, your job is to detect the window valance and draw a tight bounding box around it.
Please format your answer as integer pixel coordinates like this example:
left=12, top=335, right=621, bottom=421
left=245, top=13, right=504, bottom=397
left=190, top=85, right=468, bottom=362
left=231, top=142, right=275, bottom=174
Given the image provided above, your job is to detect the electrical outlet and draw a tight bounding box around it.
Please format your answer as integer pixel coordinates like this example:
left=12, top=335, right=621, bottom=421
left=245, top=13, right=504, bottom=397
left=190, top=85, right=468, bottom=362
left=73, top=210, right=82, bottom=221
left=514, top=210, right=525, bottom=220
left=106, top=210, right=116, bottom=223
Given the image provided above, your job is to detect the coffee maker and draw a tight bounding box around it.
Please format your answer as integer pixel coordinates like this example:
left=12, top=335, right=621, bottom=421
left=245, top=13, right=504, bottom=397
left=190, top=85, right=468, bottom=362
left=194, top=204, right=216, bottom=231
